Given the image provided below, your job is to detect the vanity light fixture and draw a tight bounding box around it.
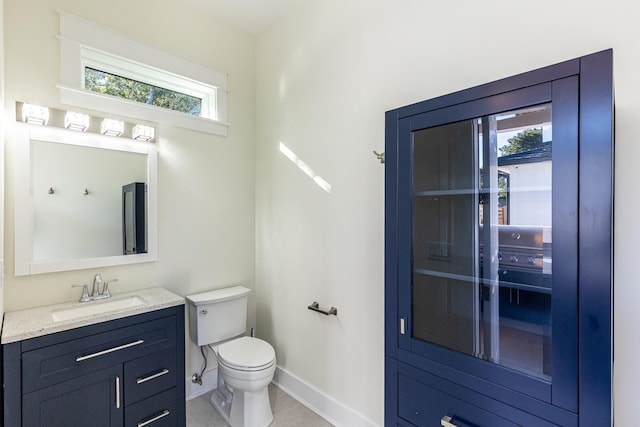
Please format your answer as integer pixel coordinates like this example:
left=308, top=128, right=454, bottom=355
left=64, top=111, right=90, bottom=131
left=100, top=118, right=124, bottom=137
left=21, top=103, right=49, bottom=126
left=132, top=124, right=155, bottom=142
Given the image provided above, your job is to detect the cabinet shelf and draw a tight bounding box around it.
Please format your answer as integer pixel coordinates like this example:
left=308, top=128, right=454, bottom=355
left=414, top=189, right=478, bottom=197
left=414, top=268, right=476, bottom=284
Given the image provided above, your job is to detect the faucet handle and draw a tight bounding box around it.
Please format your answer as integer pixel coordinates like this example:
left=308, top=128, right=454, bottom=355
left=72, top=284, right=90, bottom=302
left=102, top=278, right=118, bottom=298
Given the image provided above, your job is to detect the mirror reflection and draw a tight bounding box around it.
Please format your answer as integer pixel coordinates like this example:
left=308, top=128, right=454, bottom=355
left=15, top=124, right=157, bottom=275
left=31, top=140, right=147, bottom=260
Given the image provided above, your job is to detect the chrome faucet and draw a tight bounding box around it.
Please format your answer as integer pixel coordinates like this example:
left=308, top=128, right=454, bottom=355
left=92, top=273, right=103, bottom=297
left=72, top=274, right=119, bottom=302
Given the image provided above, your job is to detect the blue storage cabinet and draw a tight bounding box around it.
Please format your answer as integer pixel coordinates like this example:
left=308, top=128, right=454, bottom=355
left=385, top=50, right=613, bottom=426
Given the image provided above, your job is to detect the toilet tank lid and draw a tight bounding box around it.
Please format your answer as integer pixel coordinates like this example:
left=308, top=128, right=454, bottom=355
left=185, top=286, right=250, bottom=306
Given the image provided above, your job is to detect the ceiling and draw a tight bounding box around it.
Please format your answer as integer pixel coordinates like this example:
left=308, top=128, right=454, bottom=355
left=192, top=0, right=304, bottom=35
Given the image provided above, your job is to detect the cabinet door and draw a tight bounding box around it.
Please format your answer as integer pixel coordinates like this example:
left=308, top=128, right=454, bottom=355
left=397, top=79, right=579, bottom=409
left=23, top=365, right=123, bottom=427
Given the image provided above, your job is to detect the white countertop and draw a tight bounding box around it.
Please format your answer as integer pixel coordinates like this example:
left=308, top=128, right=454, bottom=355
left=1, top=287, right=185, bottom=344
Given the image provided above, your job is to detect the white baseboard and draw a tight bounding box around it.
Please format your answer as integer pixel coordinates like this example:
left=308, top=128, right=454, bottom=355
left=186, top=365, right=378, bottom=427
left=272, top=366, right=379, bottom=427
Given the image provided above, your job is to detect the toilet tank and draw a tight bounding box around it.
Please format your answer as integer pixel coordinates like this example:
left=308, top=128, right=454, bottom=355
left=185, top=286, right=250, bottom=346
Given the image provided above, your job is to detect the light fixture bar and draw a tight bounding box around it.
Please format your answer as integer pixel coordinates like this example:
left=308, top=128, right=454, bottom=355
left=100, top=118, right=124, bottom=137
left=132, top=124, right=155, bottom=142
left=22, top=104, right=49, bottom=126
left=64, top=111, right=90, bottom=131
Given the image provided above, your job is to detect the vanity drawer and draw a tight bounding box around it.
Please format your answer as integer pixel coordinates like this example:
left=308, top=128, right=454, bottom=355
left=22, top=316, right=176, bottom=394
left=124, top=348, right=177, bottom=406
left=125, top=388, right=177, bottom=427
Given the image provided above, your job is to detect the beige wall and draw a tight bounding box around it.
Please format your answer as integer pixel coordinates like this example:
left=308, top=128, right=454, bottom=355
left=255, top=0, right=639, bottom=425
left=3, top=0, right=256, bottom=393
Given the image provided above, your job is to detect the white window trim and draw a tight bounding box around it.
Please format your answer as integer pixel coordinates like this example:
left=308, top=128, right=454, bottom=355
left=57, top=11, right=228, bottom=136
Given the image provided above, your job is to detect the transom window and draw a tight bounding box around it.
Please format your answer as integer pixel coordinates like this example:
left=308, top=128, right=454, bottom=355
left=85, top=67, right=203, bottom=116
left=58, top=12, right=228, bottom=136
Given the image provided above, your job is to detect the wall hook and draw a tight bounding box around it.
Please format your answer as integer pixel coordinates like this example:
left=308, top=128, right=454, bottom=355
left=83, top=188, right=89, bottom=195
left=48, top=187, right=55, bottom=194
left=373, top=150, right=385, bottom=164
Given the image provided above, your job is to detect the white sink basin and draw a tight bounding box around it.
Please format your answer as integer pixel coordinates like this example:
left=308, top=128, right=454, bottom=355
left=51, top=296, right=147, bottom=322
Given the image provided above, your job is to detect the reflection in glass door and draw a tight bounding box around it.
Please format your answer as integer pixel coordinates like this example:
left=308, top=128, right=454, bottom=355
left=412, top=104, right=552, bottom=380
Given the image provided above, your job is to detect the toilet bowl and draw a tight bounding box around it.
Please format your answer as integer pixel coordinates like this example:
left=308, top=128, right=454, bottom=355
left=186, top=286, right=277, bottom=427
left=210, top=336, right=276, bottom=427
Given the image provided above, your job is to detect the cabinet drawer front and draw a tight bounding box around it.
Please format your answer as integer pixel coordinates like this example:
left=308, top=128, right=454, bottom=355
left=395, top=361, right=575, bottom=427
left=399, top=374, right=520, bottom=427
left=124, top=348, right=177, bottom=406
left=125, top=388, right=177, bottom=427
left=22, top=316, right=176, bottom=394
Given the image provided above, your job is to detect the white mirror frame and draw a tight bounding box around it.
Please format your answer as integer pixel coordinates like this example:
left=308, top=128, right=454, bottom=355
left=14, top=123, right=158, bottom=275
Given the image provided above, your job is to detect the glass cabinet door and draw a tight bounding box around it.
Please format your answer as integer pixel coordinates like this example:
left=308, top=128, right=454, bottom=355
left=395, top=79, right=581, bottom=407
left=411, top=104, right=553, bottom=380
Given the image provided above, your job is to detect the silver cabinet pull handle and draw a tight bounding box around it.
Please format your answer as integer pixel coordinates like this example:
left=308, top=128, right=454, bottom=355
left=136, top=368, right=170, bottom=384
left=76, top=339, right=144, bottom=362
left=138, top=410, right=170, bottom=427
left=115, top=376, right=121, bottom=409
left=441, top=415, right=458, bottom=427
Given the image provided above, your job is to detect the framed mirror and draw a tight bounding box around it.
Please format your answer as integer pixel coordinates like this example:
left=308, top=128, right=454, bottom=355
left=14, top=124, right=158, bottom=275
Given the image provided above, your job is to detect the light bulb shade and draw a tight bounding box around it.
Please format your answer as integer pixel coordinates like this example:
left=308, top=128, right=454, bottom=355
left=64, top=111, right=90, bottom=131
left=100, top=118, right=124, bottom=136
left=22, top=104, right=49, bottom=125
left=132, top=124, right=155, bottom=141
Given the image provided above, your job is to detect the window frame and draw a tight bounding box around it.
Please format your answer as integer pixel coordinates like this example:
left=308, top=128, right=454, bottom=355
left=57, top=11, right=228, bottom=136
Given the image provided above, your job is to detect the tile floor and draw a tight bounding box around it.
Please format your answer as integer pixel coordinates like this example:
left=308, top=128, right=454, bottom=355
left=186, top=384, right=334, bottom=427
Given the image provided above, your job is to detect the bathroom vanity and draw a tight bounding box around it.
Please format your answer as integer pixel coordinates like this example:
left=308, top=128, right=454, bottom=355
left=2, top=287, right=185, bottom=427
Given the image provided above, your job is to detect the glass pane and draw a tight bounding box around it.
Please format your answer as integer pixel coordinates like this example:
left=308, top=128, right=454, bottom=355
left=490, top=104, right=552, bottom=380
left=85, top=67, right=202, bottom=116
left=412, top=120, right=480, bottom=356
left=411, top=104, right=552, bottom=381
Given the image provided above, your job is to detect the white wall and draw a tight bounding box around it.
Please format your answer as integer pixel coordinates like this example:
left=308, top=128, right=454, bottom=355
left=255, top=0, right=639, bottom=425
left=500, top=161, right=552, bottom=226
left=0, top=0, right=5, bottom=317
left=3, top=0, right=256, bottom=394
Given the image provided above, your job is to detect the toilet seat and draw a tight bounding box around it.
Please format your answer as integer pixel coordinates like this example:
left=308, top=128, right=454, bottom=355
left=217, top=336, right=276, bottom=372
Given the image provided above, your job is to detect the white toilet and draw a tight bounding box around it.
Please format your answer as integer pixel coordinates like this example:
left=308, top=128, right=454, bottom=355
left=186, top=286, right=276, bottom=427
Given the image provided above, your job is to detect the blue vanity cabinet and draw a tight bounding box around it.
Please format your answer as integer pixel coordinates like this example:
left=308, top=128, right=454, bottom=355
left=385, top=50, right=613, bottom=426
left=2, top=305, right=186, bottom=427
left=22, top=365, right=123, bottom=426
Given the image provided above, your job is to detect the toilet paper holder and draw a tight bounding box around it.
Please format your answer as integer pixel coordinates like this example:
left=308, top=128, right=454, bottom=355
left=308, top=302, right=338, bottom=316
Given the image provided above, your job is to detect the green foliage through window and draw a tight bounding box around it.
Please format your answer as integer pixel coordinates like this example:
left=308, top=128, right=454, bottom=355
left=499, top=128, right=545, bottom=156
left=85, top=68, right=202, bottom=116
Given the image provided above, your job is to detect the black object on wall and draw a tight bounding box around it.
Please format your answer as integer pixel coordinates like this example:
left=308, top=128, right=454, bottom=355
left=122, top=182, right=146, bottom=254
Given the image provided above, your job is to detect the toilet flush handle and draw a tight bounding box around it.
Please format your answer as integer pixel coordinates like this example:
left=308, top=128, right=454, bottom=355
left=200, top=309, right=208, bottom=315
